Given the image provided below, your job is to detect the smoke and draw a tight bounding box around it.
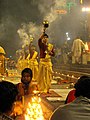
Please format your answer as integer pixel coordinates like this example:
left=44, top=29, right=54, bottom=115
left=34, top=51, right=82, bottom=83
left=17, top=22, right=42, bottom=47
left=17, top=0, right=67, bottom=47
left=35, top=0, right=67, bottom=45
left=0, top=23, right=5, bottom=39
left=39, top=0, right=66, bottom=22
left=0, top=0, right=82, bottom=57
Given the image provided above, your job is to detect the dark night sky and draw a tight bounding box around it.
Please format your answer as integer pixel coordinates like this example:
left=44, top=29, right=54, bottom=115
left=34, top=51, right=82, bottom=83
left=0, top=0, right=89, bottom=58
left=0, top=0, right=43, bottom=58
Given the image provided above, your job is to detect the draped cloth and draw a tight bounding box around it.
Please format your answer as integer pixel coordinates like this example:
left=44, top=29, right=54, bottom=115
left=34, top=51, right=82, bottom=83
left=37, top=37, right=55, bottom=93
left=28, top=51, right=38, bottom=81
left=37, top=58, right=53, bottom=93
left=50, top=96, right=90, bottom=120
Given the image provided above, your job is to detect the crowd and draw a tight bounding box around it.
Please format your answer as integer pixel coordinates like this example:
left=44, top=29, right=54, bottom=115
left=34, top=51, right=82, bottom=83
left=55, top=36, right=89, bottom=65
left=16, top=32, right=55, bottom=94
left=1, top=25, right=90, bottom=120
left=0, top=70, right=90, bottom=120
left=0, top=31, right=55, bottom=119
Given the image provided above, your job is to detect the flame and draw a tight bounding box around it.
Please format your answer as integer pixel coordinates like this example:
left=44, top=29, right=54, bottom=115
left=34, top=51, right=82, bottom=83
left=25, top=96, right=44, bottom=120
left=33, top=90, right=40, bottom=94
left=72, top=75, right=74, bottom=78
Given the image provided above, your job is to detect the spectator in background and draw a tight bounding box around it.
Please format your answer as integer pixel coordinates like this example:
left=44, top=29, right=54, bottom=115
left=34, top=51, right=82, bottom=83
left=50, top=76, right=90, bottom=120
left=0, top=81, right=18, bottom=120
left=62, top=41, right=70, bottom=64
left=72, top=36, right=85, bottom=64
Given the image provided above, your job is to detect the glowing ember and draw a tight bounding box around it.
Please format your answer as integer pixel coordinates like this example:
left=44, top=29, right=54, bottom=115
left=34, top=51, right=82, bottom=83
left=33, top=90, right=40, bottom=94
left=25, top=96, right=44, bottom=120
left=72, top=75, right=74, bottom=78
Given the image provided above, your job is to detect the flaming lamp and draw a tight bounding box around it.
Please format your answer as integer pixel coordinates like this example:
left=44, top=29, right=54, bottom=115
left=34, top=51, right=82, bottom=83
left=25, top=95, right=44, bottom=120
left=43, top=20, right=49, bottom=33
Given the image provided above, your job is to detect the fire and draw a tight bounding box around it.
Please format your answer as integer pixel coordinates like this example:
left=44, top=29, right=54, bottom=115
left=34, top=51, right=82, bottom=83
left=25, top=96, right=44, bottom=120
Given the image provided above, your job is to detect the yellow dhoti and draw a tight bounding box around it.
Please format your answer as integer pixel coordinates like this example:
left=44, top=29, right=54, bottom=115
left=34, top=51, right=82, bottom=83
left=37, top=58, right=53, bottom=93
left=28, top=59, right=38, bottom=81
